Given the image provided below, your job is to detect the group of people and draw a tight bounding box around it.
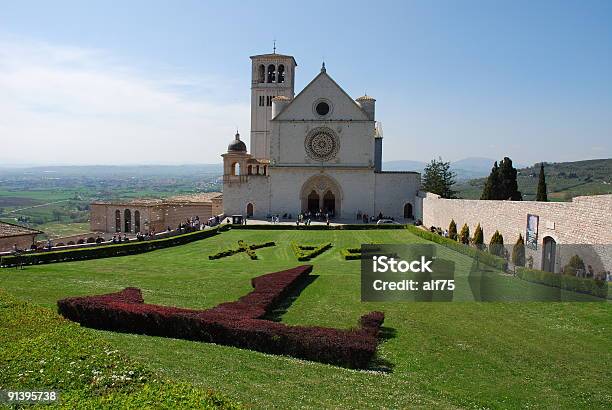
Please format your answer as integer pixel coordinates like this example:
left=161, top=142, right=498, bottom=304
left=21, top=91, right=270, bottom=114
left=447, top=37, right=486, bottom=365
left=355, top=211, right=395, bottom=224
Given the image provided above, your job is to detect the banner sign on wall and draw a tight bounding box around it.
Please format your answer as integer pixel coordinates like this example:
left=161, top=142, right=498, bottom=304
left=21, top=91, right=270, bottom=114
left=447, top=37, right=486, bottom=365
left=526, top=214, right=539, bottom=250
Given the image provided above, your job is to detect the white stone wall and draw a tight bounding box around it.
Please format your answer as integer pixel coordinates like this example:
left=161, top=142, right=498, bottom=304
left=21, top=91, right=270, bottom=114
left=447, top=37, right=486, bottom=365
left=222, top=175, right=271, bottom=218
left=374, top=172, right=422, bottom=221
left=423, top=193, right=612, bottom=272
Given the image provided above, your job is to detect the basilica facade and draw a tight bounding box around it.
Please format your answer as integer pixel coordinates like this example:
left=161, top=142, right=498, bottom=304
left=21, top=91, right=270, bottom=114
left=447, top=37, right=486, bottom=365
left=222, top=51, right=422, bottom=221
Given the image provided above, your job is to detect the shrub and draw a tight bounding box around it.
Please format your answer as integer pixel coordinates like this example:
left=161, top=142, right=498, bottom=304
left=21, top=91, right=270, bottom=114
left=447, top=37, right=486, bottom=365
left=489, top=230, right=504, bottom=257
left=208, top=240, right=275, bottom=260
left=448, top=219, right=457, bottom=241
left=472, top=223, right=484, bottom=250
left=57, top=265, right=385, bottom=369
left=516, top=267, right=608, bottom=299
left=341, top=248, right=362, bottom=260
left=405, top=225, right=507, bottom=271
left=1, top=227, right=222, bottom=267
left=563, top=255, right=585, bottom=276
left=459, top=224, right=470, bottom=245
left=512, top=234, right=526, bottom=267
left=291, top=242, right=332, bottom=261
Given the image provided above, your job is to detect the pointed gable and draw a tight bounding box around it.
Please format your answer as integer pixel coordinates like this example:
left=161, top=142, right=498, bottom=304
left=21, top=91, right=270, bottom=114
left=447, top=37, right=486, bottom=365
left=274, top=71, right=369, bottom=121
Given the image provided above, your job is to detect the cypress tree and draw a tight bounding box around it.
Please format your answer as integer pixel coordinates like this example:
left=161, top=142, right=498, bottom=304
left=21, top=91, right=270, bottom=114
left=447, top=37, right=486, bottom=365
left=489, top=230, right=505, bottom=257
left=448, top=219, right=457, bottom=240
left=459, top=223, right=470, bottom=245
left=473, top=223, right=484, bottom=250
left=498, top=157, right=522, bottom=200
left=512, top=234, right=526, bottom=267
left=536, top=163, right=548, bottom=202
left=481, top=161, right=501, bottom=200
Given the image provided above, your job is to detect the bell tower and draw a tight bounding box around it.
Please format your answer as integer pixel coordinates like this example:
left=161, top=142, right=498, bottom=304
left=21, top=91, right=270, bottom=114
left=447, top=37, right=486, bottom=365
left=250, top=50, right=297, bottom=160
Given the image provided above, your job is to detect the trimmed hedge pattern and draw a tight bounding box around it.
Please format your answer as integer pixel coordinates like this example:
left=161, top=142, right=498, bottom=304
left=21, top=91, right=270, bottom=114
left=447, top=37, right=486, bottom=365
left=57, top=265, right=385, bottom=369
left=291, top=242, right=332, bottom=261
left=1, top=227, right=224, bottom=267
left=405, top=225, right=508, bottom=271
left=516, top=267, right=609, bottom=299
left=341, top=248, right=362, bottom=260
left=208, top=240, right=275, bottom=260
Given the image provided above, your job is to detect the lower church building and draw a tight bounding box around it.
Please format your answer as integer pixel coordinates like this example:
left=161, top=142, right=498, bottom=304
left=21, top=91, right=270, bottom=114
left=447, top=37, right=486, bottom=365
left=222, top=51, right=422, bottom=221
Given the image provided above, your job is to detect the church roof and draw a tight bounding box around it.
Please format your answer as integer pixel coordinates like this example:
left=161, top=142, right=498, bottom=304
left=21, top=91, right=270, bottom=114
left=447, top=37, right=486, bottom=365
left=250, top=53, right=297, bottom=66
left=272, top=96, right=290, bottom=101
left=0, top=221, right=42, bottom=238
left=356, top=95, right=376, bottom=102
left=272, top=69, right=370, bottom=121
left=227, top=132, right=247, bottom=152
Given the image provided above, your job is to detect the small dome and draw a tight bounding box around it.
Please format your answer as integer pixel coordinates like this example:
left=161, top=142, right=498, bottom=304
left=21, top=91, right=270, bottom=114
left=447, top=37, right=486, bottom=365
left=227, top=132, right=247, bottom=152
left=356, top=95, right=376, bottom=102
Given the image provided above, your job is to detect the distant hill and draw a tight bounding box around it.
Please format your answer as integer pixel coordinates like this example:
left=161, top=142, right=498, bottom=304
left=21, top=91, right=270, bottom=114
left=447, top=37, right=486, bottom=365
left=455, top=158, right=612, bottom=201
left=382, top=157, right=498, bottom=180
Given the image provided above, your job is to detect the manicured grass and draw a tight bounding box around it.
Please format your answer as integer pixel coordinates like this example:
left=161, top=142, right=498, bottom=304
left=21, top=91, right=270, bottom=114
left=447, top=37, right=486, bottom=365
left=0, top=289, right=239, bottom=409
left=1, top=228, right=610, bottom=408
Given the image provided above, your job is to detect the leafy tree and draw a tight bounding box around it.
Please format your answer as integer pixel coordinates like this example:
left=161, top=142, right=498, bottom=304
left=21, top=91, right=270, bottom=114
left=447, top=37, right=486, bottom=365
left=472, top=223, right=484, bottom=249
left=448, top=219, right=457, bottom=240
left=52, top=209, right=62, bottom=222
left=481, top=157, right=522, bottom=200
left=459, top=223, right=470, bottom=245
left=512, top=234, right=526, bottom=267
left=536, top=163, right=548, bottom=202
left=422, top=157, right=457, bottom=199
left=563, top=255, right=585, bottom=276
left=489, top=230, right=505, bottom=257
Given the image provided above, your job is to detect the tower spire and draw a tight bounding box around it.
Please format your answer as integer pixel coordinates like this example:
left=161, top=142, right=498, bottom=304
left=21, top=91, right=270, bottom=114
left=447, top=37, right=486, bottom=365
left=321, top=61, right=326, bottom=73
left=273, top=39, right=276, bottom=54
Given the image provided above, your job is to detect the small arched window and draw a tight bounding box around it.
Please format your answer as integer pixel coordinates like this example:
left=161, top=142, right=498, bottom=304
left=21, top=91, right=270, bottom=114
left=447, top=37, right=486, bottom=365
left=247, top=165, right=252, bottom=175
left=277, top=65, right=285, bottom=83
left=267, top=64, right=275, bottom=83
left=258, top=64, right=265, bottom=83
left=256, top=165, right=260, bottom=175
left=263, top=165, right=267, bottom=175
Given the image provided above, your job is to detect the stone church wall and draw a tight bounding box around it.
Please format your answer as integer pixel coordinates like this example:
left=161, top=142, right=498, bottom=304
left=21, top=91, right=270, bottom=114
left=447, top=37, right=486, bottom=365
left=223, top=176, right=270, bottom=218
left=423, top=193, right=612, bottom=272
left=374, top=172, right=421, bottom=221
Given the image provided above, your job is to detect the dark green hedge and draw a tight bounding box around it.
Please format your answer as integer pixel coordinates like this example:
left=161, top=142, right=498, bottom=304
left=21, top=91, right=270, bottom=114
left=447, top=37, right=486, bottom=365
left=291, top=242, right=332, bottom=261
left=341, top=248, right=362, bottom=260
left=405, top=225, right=508, bottom=271
left=1, top=227, right=223, bottom=267
left=516, top=267, right=609, bottom=299
left=229, top=224, right=406, bottom=230
left=208, top=240, right=275, bottom=260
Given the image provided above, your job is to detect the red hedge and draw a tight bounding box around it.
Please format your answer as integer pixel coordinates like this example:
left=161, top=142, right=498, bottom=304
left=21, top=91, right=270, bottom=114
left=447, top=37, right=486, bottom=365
left=57, top=265, right=385, bottom=368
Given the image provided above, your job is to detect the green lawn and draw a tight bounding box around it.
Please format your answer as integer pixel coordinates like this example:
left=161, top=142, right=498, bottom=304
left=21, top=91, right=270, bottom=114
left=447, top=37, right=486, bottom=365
left=1, top=229, right=610, bottom=409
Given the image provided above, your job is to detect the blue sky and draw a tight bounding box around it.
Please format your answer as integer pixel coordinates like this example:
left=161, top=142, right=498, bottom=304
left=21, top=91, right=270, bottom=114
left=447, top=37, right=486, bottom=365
left=1, top=0, right=611, bottom=165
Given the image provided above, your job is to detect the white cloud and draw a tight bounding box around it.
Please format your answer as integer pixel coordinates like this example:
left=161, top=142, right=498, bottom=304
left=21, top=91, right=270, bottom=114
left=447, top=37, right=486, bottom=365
left=0, top=39, right=249, bottom=165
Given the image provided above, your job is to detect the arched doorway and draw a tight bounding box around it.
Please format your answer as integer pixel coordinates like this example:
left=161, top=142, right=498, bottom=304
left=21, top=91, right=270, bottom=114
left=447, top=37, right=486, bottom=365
left=300, top=174, right=343, bottom=217
left=323, top=190, right=335, bottom=214
left=307, top=190, right=320, bottom=213
left=246, top=203, right=254, bottom=217
left=403, top=203, right=413, bottom=219
left=115, top=210, right=121, bottom=232
left=134, top=210, right=141, bottom=233
left=542, top=236, right=556, bottom=272
left=124, top=209, right=131, bottom=233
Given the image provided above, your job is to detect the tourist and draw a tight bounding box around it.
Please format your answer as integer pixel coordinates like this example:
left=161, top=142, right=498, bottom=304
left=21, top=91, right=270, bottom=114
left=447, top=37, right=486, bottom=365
left=46, top=239, right=52, bottom=250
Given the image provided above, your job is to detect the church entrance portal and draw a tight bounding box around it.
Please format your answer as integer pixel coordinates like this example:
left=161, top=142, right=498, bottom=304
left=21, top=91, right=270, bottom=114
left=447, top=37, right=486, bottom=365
left=300, top=175, right=342, bottom=218
left=323, top=191, right=335, bottom=214
left=307, top=190, right=320, bottom=214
